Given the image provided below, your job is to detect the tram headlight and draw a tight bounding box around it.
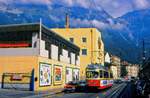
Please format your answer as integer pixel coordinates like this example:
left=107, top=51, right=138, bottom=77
left=100, top=80, right=103, bottom=86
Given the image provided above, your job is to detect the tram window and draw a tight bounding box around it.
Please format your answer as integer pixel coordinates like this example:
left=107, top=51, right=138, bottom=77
left=100, top=70, right=103, bottom=78
left=110, top=73, right=113, bottom=78
left=86, top=71, right=99, bottom=78
left=104, top=71, right=109, bottom=78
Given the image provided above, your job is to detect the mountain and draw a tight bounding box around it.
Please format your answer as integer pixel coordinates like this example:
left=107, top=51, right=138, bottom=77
left=120, top=9, right=150, bottom=40
left=118, top=9, right=150, bottom=62
left=0, top=3, right=149, bottom=63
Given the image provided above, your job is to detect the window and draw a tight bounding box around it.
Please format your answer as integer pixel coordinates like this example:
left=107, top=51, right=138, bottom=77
left=104, top=71, right=109, bottom=78
left=100, top=70, right=103, bottom=78
left=82, top=37, right=87, bottom=43
left=69, top=38, right=74, bottom=43
left=110, top=73, right=113, bottom=78
left=82, top=49, right=87, bottom=55
left=86, top=71, right=99, bottom=78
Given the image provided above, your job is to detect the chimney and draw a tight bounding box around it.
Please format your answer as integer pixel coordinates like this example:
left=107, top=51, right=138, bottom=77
left=65, top=13, right=69, bottom=28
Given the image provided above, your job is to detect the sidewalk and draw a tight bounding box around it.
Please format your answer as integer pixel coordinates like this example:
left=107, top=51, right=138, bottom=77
left=23, top=88, right=64, bottom=98
left=0, top=88, right=63, bottom=98
left=22, top=88, right=63, bottom=98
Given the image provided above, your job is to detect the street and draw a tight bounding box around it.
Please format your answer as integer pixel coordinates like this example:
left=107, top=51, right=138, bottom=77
left=42, top=82, right=133, bottom=98
left=0, top=82, right=140, bottom=98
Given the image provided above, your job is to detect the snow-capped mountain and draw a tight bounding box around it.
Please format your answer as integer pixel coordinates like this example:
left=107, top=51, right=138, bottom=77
left=0, top=2, right=149, bottom=63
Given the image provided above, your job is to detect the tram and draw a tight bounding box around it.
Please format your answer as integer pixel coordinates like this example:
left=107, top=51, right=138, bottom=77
left=86, top=64, right=113, bottom=89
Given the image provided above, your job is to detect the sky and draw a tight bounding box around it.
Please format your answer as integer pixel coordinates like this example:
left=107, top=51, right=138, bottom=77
left=0, top=0, right=150, bottom=18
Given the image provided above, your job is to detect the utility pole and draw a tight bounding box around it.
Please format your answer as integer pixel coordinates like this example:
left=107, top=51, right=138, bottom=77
left=39, top=18, right=42, bottom=55
left=142, top=39, right=146, bottom=66
left=91, top=29, right=93, bottom=64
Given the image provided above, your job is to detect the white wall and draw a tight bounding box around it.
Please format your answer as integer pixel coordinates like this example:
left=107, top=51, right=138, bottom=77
left=51, top=44, right=58, bottom=60
left=76, top=56, right=80, bottom=65
left=32, top=33, right=38, bottom=48
left=71, top=53, right=75, bottom=65
left=105, top=52, right=111, bottom=63
left=40, top=40, right=48, bottom=58
left=60, top=49, right=70, bottom=63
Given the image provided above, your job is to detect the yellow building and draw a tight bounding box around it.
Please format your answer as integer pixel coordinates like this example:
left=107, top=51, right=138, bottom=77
left=0, top=23, right=80, bottom=91
left=110, top=55, right=121, bottom=79
left=52, top=28, right=104, bottom=78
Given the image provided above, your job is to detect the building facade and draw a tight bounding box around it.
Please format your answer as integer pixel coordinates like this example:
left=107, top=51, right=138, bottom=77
left=52, top=28, right=104, bottom=78
left=0, top=23, right=80, bottom=91
left=126, top=64, right=139, bottom=78
left=110, top=55, right=121, bottom=79
left=104, top=52, right=111, bottom=64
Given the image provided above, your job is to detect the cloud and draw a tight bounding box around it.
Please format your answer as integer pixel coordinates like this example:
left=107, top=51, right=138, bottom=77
left=0, top=0, right=52, bottom=5
left=0, top=7, right=23, bottom=14
left=52, top=0, right=150, bottom=18
left=54, top=0, right=90, bottom=8
left=97, top=0, right=150, bottom=17
left=70, top=18, right=125, bottom=30
left=22, top=0, right=52, bottom=5
left=133, top=0, right=150, bottom=9
left=49, top=15, right=60, bottom=22
left=0, top=0, right=150, bottom=18
left=71, top=18, right=107, bottom=29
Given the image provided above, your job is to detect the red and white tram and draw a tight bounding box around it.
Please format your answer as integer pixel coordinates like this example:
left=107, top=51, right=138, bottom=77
left=86, top=64, right=113, bottom=89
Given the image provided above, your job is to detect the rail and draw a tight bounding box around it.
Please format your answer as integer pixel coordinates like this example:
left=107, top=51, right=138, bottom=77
left=106, top=83, right=127, bottom=98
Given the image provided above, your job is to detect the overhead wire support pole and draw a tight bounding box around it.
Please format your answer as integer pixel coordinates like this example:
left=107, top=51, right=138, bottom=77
left=142, top=39, right=150, bottom=65
left=142, top=39, right=145, bottom=66
left=39, top=18, right=42, bottom=55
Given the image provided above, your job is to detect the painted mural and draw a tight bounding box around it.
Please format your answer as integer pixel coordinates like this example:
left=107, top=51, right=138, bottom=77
left=39, top=63, right=51, bottom=86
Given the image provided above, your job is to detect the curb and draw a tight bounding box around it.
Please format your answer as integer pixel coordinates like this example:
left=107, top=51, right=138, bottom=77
left=22, top=90, right=63, bottom=98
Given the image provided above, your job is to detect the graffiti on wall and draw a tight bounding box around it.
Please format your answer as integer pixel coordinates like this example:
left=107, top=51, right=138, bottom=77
left=39, top=63, right=51, bottom=86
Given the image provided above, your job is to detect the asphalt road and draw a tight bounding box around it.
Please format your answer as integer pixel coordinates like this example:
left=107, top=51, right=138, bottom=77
left=0, top=82, right=135, bottom=98
left=43, top=83, right=128, bottom=98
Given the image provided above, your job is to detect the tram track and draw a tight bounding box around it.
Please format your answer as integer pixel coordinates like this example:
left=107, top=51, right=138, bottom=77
left=105, top=83, right=127, bottom=98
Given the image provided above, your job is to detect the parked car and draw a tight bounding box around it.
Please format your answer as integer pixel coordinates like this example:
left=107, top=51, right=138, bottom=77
left=76, top=80, right=88, bottom=91
left=136, top=79, right=149, bottom=96
left=64, top=81, right=79, bottom=92
left=114, top=79, right=123, bottom=84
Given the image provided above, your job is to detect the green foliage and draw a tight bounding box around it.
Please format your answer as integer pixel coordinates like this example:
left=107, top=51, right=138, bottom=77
left=105, top=62, right=111, bottom=68
left=121, top=65, right=128, bottom=77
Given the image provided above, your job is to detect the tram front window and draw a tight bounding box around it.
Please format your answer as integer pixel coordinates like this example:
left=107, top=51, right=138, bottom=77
left=86, top=71, right=99, bottom=78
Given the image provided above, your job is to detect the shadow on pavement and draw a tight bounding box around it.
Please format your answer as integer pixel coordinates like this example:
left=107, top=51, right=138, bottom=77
left=64, top=86, right=112, bottom=94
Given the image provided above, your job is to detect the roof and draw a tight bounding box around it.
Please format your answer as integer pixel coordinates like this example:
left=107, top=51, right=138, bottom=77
left=0, top=23, right=80, bottom=52
left=0, top=23, right=40, bottom=33
left=51, top=28, right=101, bottom=33
left=52, top=27, right=98, bottom=30
left=86, top=64, right=108, bottom=71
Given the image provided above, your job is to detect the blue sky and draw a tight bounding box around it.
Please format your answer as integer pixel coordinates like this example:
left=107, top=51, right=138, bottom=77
left=0, top=0, right=150, bottom=18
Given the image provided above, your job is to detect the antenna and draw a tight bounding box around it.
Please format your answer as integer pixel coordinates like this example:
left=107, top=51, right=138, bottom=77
left=65, top=13, right=70, bottom=28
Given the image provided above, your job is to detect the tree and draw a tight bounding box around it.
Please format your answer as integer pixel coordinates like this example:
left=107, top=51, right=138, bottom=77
left=105, top=62, right=111, bottom=68
left=120, top=65, right=128, bottom=77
